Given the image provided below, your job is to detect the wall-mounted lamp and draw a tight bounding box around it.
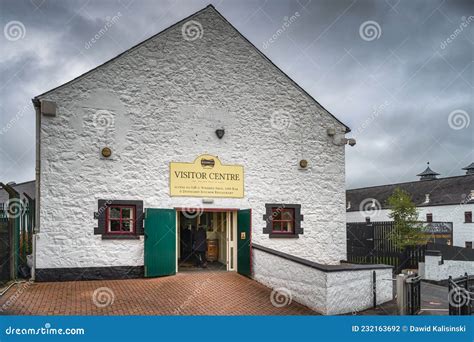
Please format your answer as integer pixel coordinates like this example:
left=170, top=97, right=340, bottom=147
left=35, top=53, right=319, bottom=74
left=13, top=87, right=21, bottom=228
left=215, top=129, right=225, bottom=139
left=101, top=147, right=112, bottom=158
left=299, top=159, right=308, bottom=169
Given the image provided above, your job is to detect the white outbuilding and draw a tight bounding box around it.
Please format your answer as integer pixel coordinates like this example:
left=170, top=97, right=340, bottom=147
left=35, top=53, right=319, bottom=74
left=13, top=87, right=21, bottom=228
left=31, top=5, right=392, bottom=315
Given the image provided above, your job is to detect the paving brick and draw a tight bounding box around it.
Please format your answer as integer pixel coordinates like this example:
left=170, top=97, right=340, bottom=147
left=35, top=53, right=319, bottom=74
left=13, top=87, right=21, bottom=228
left=0, top=272, right=316, bottom=315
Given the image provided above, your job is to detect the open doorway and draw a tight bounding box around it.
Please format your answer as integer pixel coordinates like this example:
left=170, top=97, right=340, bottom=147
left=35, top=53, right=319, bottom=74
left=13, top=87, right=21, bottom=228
left=177, top=210, right=237, bottom=272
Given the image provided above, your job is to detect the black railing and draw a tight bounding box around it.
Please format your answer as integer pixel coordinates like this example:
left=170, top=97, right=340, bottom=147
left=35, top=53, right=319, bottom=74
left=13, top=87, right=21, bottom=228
left=448, top=273, right=473, bottom=315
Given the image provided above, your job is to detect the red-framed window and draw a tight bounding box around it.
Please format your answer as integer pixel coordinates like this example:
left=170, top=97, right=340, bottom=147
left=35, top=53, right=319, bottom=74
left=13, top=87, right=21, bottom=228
left=465, top=211, right=473, bottom=223
left=106, top=205, right=136, bottom=235
left=271, top=208, right=295, bottom=234
left=426, top=213, right=433, bottom=223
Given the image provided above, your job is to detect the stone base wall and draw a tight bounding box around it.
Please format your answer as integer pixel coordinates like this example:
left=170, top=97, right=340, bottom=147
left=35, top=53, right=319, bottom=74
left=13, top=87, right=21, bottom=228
left=419, top=255, right=474, bottom=281
left=252, top=248, right=393, bottom=315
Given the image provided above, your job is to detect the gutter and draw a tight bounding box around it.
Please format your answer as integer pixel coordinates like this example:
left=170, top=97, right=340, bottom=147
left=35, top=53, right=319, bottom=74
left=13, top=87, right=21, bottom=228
left=31, top=97, right=41, bottom=281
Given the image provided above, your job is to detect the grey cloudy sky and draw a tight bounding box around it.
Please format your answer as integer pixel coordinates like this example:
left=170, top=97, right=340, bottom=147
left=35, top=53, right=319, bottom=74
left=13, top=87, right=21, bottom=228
left=0, top=0, right=472, bottom=188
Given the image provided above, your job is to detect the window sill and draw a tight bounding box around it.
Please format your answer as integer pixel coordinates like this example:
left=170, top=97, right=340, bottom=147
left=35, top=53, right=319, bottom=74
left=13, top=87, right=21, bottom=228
left=269, top=233, right=299, bottom=239
left=101, top=235, right=140, bottom=240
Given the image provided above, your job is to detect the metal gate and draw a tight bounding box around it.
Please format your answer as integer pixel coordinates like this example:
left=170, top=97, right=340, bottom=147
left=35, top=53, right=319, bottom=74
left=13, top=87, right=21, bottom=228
left=0, top=183, right=35, bottom=281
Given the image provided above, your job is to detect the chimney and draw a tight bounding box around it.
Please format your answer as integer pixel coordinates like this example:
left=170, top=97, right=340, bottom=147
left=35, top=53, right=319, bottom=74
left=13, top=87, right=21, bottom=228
left=423, top=194, right=430, bottom=204
left=417, top=162, right=440, bottom=181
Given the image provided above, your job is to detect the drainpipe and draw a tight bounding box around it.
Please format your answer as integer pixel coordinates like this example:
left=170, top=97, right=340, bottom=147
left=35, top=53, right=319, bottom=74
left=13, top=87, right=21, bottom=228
left=31, top=98, right=41, bottom=281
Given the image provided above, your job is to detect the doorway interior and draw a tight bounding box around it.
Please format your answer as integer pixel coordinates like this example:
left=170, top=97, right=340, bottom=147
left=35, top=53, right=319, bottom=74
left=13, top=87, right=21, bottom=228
left=177, top=210, right=237, bottom=273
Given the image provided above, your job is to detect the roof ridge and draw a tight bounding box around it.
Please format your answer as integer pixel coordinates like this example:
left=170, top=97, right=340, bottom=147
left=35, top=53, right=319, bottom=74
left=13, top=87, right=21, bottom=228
left=347, top=174, right=474, bottom=191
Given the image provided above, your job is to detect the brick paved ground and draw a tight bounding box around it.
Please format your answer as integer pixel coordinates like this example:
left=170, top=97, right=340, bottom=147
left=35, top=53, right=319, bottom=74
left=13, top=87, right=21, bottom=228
left=0, top=272, right=316, bottom=315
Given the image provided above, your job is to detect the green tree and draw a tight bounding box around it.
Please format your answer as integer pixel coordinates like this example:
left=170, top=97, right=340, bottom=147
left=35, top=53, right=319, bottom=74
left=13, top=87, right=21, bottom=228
left=387, top=187, right=427, bottom=249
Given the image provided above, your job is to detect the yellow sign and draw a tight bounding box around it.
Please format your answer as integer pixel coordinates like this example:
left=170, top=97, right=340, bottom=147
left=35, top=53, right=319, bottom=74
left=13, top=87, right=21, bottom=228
left=170, top=155, right=244, bottom=198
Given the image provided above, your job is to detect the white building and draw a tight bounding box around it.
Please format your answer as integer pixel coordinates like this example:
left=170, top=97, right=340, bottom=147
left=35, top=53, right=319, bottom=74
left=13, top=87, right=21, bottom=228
left=346, top=163, right=474, bottom=248
left=31, top=5, right=392, bottom=314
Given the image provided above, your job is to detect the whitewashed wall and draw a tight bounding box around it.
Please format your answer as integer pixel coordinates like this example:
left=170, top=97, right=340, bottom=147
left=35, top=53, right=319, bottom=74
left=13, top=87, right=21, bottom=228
left=346, top=203, right=474, bottom=248
left=253, top=248, right=393, bottom=315
left=419, top=254, right=474, bottom=281
left=36, top=7, right=348, bottom=270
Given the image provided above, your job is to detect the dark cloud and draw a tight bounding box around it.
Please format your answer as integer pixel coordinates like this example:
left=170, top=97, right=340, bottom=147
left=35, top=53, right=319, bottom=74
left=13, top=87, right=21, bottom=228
left=0, top=0, right=472, bottom=188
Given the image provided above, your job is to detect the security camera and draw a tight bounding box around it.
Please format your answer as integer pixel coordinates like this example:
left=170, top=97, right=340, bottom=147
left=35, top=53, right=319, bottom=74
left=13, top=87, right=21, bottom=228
left=347, top=138, right=356, bottom=146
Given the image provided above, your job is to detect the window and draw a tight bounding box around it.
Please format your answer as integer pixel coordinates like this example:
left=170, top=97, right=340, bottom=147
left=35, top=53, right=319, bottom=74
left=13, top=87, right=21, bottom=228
left=365, top=217, right=371, bottom=224
left=94, top=199, right=144, bottom=239
left=263, top=204, right=303, bottom=238
left=466, top=242, right=473, bottom=249
left=426, top=213, right=433, bottom=223
left=465, top=211, right=472, bottom=223
left=272, top=208, right=295, bottom=234
left=106, top=206, right=135, bottom=234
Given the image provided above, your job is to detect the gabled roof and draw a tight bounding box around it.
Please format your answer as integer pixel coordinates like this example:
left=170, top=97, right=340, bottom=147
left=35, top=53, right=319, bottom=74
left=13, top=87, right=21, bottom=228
left=32, top=5, right=350, bottom=132
left=346, top=174, right=474, bottom=211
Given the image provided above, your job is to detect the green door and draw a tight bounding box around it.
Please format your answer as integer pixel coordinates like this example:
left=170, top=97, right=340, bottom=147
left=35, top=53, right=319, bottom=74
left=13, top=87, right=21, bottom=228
left=144, top=208, right=176, bottom=277
left=237, top=209, right=251, bottom=277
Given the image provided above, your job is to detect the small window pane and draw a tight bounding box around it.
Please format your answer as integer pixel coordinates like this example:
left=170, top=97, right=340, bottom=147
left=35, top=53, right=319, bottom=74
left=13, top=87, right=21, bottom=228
left=272, top=221, right=282, bottom=231
left=282, top=221, right=294, bottom=232
left=122, top=221, right=132, bottom=232
left=110, top=207, right=120, bottom=219
left=122, top=208, right=132, bottom=219
left=272, top=210, right=282, bottom=221
left=110, top=220, right=121, bottom=231
left=281, top=210, right=293, bottom=221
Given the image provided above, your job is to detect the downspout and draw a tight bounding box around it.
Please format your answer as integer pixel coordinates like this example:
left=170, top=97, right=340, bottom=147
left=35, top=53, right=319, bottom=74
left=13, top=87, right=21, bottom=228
left=31, top=98, right=41, bottom=281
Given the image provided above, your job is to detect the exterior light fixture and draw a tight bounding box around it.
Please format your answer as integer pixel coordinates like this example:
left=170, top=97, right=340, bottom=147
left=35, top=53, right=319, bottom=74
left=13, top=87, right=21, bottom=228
left=101, top=147, right=112, bottom=158
left=299, top=159, right=308, bottom=169
left=215, top=129, right=225, bottom=139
